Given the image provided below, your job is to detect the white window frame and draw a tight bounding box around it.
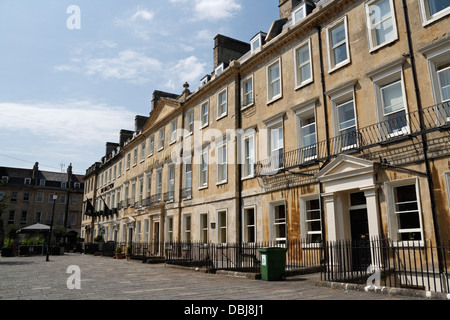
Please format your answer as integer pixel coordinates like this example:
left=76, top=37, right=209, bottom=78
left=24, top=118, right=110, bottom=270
left=185, top=109, right=194, bottom=136
left=126, top=152, right=131, bottom=170
left=215, top=63, right=224, bottom=75
left=292, top=3, right=307, bottom=24
left=169, top=120, right=177, bottom=145
left=216, top=209, right=227, bottom=243
left=328, top=82, right=358, bottom=151
left=183, top=214, right=192, bottom=242
left=241, top=74, right=254, bottom=109
left=370, top=63, right=410, bottom=139
left=445, top=172, right=450, bottom=210
left=385, top=178, right=424, bottom=245
left=294, top=100, right=318, bottom=162
left=133, top=147, right=138, bottom=166
left=264, top=115, right=285, bottom=172
left=166, top=216, right=173, bottom=242
left=422, top=40, right=450, bottom=124
left=242, top=205, right=256, bottom=243
left=250, top=33, right=264, bottom=53
left=200, top=212, right=209, bottom=243
left=326, top=16, right=351, bottom=73
left=144, top=219, right=150, bottom=243
left=216, top=140, right=227, bottom=185
left=167, top=163, right=175, bottom=202
left=299, top=195, right=322, bottom=246
left=216, top=88, right=228, bottom=120
left=148, top=135, right=154, bottom=157
left=155, top=167, right=162, bottom=201
left=266, top=57, right=282, bottom=104
left=140, top=142, right=146, bottom=162
left=269, top=200, right=287, bottom=246
left=365, top=0, right=398, bottom=52
left=198, top=146, right=209, bottom=189
left=200, top=100, right=209, bottom=129
left=419, top=0, right=450, bottom=26
left=183, top=152, right=192, bottom=198
left=241, top=129, right=256, bottom=179
left=158, top=128, right=165, bottom=151
left=294, top=38, right=313, bottom=89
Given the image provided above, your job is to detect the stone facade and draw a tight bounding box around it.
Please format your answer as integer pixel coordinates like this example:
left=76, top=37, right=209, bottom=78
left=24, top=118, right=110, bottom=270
left=0, top=163, right=85, bottom=237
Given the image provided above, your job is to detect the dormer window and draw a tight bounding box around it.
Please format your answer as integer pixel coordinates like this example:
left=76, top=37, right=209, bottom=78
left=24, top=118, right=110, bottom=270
left=215, top=63, right=224, bottom=75
left=292, top=3, right=306, bottom=24
left=200, top=75, right=210, bottom=86
left=250, top=32, right=266, bottom=53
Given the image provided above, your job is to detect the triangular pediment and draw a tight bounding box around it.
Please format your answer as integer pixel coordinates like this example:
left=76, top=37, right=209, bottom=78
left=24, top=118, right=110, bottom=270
left=316, top=154, right=375, bottom=182
left=143, top=98, right=180, bottom=132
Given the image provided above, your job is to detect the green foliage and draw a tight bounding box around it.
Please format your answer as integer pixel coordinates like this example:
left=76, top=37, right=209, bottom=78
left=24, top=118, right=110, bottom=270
left=21, top=236, right=46, bottom=245
left=3, top=237, right=13, bottom=247
left=116, top=245, right=122, bottom=253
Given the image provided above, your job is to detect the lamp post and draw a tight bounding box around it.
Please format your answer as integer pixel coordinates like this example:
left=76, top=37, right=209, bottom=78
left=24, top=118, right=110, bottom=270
left=46, top=193, right=58, bottom=262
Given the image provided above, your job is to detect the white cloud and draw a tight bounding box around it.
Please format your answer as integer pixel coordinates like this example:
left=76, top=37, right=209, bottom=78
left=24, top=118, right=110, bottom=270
left=193, top=0, right=242, bottom=20
left=165, top=56, right=207, bottom=90
left=55, top=50, right=163, bottom=85
left=131, top=9, right=154, bottom=21
left=114, top=7, right=157, bottom=40
left=84, top=50, right=162, bottom=85
left=0, top=101, right=136, bottom=172
left=169, top=0, right=242, bottom=21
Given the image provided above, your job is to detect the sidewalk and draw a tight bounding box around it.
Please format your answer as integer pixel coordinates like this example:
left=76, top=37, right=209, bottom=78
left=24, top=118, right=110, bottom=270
left=0, top=253, right=443, bottom=301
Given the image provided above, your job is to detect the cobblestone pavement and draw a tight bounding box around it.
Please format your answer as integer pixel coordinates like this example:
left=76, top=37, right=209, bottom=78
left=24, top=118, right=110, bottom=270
left=0, top=253, right=432, bottom=302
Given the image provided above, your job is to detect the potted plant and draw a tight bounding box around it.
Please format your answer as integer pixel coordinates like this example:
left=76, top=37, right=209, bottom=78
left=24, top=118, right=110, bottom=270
left=115, top=245, right=123, bottom=259
left=126, top=245, right=132, bottom=261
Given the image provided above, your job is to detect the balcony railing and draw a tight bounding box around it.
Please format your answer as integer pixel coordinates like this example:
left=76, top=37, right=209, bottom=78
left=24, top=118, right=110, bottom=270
left=181, top=187, right=192, bottom=200
left=163, top=191, right=175, bottom=203
left=256, top=102, right=450, bottom=176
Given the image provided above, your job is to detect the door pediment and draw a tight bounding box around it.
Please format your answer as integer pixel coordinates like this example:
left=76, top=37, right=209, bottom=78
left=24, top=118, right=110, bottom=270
left=316, top=155, right=376, bottom=193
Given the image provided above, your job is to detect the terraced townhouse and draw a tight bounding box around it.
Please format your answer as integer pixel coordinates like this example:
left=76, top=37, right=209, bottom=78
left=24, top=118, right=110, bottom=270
left=82, top=0, right=449, bottom=262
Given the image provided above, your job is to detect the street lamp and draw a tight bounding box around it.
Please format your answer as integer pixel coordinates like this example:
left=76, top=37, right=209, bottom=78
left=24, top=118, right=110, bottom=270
left=46, top=193, right=58, bottom=262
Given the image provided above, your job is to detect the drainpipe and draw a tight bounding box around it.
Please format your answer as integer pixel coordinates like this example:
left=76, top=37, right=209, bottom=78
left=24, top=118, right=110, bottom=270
left=401, top=0, right=443, bottom=270
left=316, top=25, right=330, bottom=245
left=237, top=70, right=243, bottom=244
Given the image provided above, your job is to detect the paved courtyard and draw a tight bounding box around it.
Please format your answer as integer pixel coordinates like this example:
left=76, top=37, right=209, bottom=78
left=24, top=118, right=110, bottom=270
left=0, top=252, right=431, bottom=302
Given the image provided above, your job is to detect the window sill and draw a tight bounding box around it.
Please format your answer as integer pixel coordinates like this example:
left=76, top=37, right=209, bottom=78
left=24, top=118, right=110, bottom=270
left=266, top=95, right=282, bottom=105
left=328, top=59, right=351, bottom=74
left=294, top=78, right=313, bottom=91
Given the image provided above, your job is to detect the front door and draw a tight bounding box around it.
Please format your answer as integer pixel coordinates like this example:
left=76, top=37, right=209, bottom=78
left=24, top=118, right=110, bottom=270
left=349, top=192, right=370, bottom=271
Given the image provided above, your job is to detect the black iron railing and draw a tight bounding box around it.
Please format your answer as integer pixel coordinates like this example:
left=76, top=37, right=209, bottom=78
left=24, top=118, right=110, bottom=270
left=256, top=102, right=450, bottom=176
left=321, top=238, right=450, bottom=293
left=84, top=237, right=449, bottom=293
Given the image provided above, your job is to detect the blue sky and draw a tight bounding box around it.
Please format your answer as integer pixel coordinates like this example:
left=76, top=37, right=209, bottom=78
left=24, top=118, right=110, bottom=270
left=0, top=0, right=279, bottom=174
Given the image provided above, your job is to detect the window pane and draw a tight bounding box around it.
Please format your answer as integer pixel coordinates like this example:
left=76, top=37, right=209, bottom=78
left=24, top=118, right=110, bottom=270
left=427, top=0, right=450, bottom=16
left=296, top=44, right=311, bottom=84
left=438, top=66, right=450, bottom=101
left=301, top=118, right=316, bottom=147
left=330, top=22, right=347, bottom=65
left=382, top=81, right=404, bottom=115
left=337, top=101, right=356, bottom=131
left=269, top=62, right=281, bottom=98
left=331, top=23, right=346, bottom=46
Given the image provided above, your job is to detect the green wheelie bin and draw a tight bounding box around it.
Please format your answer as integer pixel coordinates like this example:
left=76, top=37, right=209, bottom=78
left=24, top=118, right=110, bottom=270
left=258, top=247, right=287, bottom=281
